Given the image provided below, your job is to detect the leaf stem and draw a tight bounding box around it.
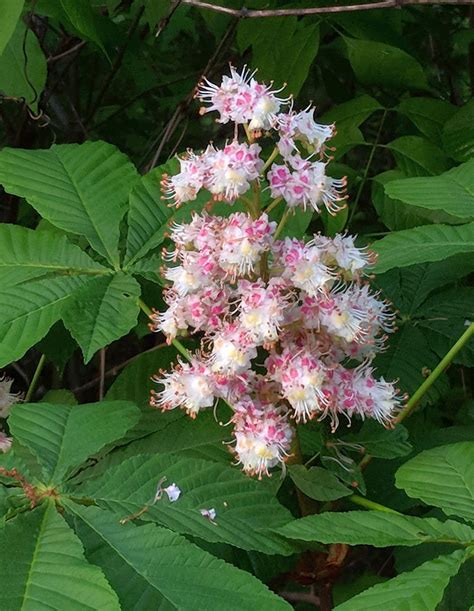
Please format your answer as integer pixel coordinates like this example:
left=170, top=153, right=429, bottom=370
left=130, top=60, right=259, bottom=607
left=261, top=146, right=279, bottom=173
left=25, top=354, right=46, bottom=402
left=349, top=494, right=401, bottom=514
left=347, top=108, right=387, bottom=227
left=264, top=196, right=283, bottom=214
left=395, top=321, right=474, bottom=424
left=274, top=208, right=291, bottom=239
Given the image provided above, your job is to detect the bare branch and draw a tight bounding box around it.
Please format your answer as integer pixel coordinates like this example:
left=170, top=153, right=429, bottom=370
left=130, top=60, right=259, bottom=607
left=180, top=0, right=474, bottom=17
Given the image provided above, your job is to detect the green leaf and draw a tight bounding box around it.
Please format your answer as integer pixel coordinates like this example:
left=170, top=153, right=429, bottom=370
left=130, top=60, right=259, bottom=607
left=9, top=400, right=140, bottom=484
left=374, top=324, right=447, bottom=402
left=417, top=287, right=474, bottom=367
left=73, top=453, right=296, bottom=555
left=372, top=170, right=461, bottom=231
left=396, top=442, right=474, bottom=523
left=288, top=465, right=352, bottom=501
left=62, top=272, right=140, bottom=363
left=372, top=222, right=474, bottom=273
left=0, top=0, right=24, bottom=55
left=0, top=503, right=120, bottom=610
left=0, top=275, right=87, bottom=367
left=386, top=136, right=450, bottom=177
left=343, top=422, right=412, bottom=459
left=237, top=17, right=319, bottom=96
left=67, top=503, right=291, bottom=610
left=143, top=0, right=171, bottom=29
left=0, top=20, right=46, bottom=112
left=345, top=38, right=428, bottom=91
left=0, top=142, right=139, bottom=267
left=278, top=511, right=474, bottom=547
left=0, top=224, right=109, bottom=286
left=334, top=550, right=468, bottom=610
left=322, top=94, right=383, bottom=126
left=396, top=97, right=456, bottom=145
left=442, top=98, right=474, bottom=162
left=124, top=162, right=208, bottom=266
left=60, top=0, right=109, bottom=59
left=384, top=159, right=474, bottom=220
left=105, top=344, right=184, bottom=441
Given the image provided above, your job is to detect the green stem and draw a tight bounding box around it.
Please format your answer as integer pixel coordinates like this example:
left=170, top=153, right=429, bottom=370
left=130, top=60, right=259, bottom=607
left=395, top=322, right=474, bottom=424
left=25, top=354, right=46, bottom=402
left=261, top=146, right=279, bottom=173
left=264, top=196, right=283, bottom=215
left=274, top=208, right=291, bottom=239
left=347, top=109, right=387, bottom=227
left=349, top=494, right=401, bottom=514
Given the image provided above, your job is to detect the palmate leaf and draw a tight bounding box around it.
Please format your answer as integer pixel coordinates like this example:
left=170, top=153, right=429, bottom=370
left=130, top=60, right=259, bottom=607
left=67, top=503, right=291, bottom=611
left=342, top=421, right=412, bottom=459
left=334, top=550, right=469, bottom=611
left=73, top=453, right=296, bottom=555
left=62, top=272, right=141, bottom=363
left=372, top=222, right=474, bottom=273
left=384, top=159, right=474, bottom=220
left=277, top=510, right=474, bottom=548
left=396, top=442, right=474, bottom=523
left=0, top=275, right=87, bottom=367
left=8, top=401, right=140, bottom=484
left=0, top=503, right=120, bottom=610
left=0, top=224, right=110, bottom=286
left=0, top=141, right=139, bottom=267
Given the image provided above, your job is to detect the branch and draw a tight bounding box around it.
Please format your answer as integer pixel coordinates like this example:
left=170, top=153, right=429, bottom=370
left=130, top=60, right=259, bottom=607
left=181, top=0, right=474, bottom=16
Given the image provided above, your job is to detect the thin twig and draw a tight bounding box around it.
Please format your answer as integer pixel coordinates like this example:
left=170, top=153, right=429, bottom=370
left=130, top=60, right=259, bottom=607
left=144, top=18, right=238, bottom=171
left=181, top=0, right=474, bottom=17
left=99, top=348, right=106, bottom=401
left=47, top=40, right=87, bottom=63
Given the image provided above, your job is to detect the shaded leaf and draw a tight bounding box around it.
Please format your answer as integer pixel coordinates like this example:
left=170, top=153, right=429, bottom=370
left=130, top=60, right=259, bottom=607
left=334, top=550, right=468, bottom=610
left=0, top=21, right=46, bottom=112
left=443, top=98, right=474, bottom=162
left=396, top=97, right=456, bottom=145
left=288, top=465, right=352, bottom=501
left=386, top=136, right=450, bottom=177
left=0, top=0, right=24, bottom=55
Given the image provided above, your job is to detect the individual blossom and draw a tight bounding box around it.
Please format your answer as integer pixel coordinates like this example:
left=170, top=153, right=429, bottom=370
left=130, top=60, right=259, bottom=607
left=151, top=357, right=216, bottom=418
left=268, top=159, right=346, bottom=214
left=197, top=65, right=288, bottom=131
left=276, top=238, right=334, bottom=297
left=277, top=105, right=335, bottom=159
left=232, top=401, right=293, bottom=478
left=267, top=346, right=329, bottom=422
left=0, top=431, right=12, bottom=453
left=0, top=374, right=21, bottom=418
left=209, top=323, right=257, bottom=375
left=218, top=212, right=276, bottom=278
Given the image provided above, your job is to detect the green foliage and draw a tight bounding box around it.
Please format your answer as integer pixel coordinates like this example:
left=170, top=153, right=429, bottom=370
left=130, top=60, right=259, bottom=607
left=0, top=20, right=46, bottom=112
left=1, top=2, right=473, bottom=608
left=396, top=442, right=474, bottom=523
